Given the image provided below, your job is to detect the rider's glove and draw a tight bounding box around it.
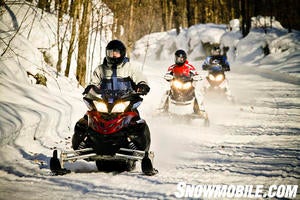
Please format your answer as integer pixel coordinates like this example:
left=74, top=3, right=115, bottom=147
left=82, top=85, right=101, bottom=95
left=136, top=81, right=150, bottom=95
left=223, top=65, right=230, bottom=71
left=202, top=65, right=208, bottom=70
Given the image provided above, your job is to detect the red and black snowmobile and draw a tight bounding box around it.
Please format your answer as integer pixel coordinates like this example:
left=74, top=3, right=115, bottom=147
left=50, top=84, right=158, bottom=176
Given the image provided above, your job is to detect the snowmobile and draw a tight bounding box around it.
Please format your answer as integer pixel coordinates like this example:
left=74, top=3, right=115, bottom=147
left=161, top=74, right=209, bottom=126
left=50, top=85, right=158, bottom=176
left=202, top=64, right=233, bottom=102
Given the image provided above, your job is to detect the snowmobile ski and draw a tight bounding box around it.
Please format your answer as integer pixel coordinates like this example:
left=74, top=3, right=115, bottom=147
left=141, top=152, right=159, bottom=176
left=50, top=148, right=158, bottom=176
left=50, top=150, right=71, bottom=175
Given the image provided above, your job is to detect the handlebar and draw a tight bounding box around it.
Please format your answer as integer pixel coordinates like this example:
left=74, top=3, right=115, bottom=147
left=164, top=74, right=201, bottom=81
left=84, top=89, right=143, bottom=102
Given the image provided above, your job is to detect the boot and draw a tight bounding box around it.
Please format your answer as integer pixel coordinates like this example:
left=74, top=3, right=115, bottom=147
left=72, top=117, right=88, bottom=150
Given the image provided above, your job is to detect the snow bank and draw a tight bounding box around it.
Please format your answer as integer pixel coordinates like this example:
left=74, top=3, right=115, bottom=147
left=0, top=3, right=85, bottom=146
left=132, top=24, right=227, bottom=61
left=132, top=18, right=300, bottom=78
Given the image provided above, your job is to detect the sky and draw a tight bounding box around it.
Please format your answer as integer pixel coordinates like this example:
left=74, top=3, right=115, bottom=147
left=0, top=2, right=299, bottom=200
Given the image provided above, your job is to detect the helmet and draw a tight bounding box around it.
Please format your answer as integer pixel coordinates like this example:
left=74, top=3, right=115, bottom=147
left=106, top=40, right=126, bottom=65
left=211, top=46, right=221, bottom=56
left=174, top=49, right=187, bottom=66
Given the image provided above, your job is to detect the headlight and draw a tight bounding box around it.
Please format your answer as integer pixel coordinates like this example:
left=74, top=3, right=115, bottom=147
left=94, top=101, right=108, bottom=112
left=172, top=80, right=192, bottom=89
left=182, top=82, right=192, bottom=89
left=208, top=74, right=215, bottom=81
left=215, top=74, right=224, bottom=81
left=111, top=101, right=130, bottom=113
left=208, top=74, right=224, bottom=82
left=172, top=80, right=183, bottom=89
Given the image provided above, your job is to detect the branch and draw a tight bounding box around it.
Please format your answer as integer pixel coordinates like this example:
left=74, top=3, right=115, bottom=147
left=1, top=3, right=31, bottom=56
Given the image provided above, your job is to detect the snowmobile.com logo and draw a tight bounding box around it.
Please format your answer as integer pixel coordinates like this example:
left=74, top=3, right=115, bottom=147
left=174, top=182, right=298, bottom=199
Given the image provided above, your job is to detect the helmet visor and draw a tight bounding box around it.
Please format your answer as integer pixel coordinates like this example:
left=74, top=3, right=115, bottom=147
left=106, top=49, right=121, bottom=58
left=211, top=48, right=221, bottom=55
left=175, top=56, right=185, bottom=65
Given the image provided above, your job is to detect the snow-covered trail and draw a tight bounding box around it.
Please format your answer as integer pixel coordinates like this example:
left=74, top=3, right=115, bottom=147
left=143, top=61, right=300, bottom=188
left=0, top=61, right=299, bottom=200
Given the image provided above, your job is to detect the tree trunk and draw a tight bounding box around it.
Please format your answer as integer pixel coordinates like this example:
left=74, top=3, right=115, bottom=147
left=172, top=0, right=180, bottom=35
left=128, top=0, right=134, bottom=52
left=76, top=0, right=91, bottom=86
left=168, top=1, right=174, bottom=30
left=240, top=0, right=246, bottom=36
left=56, top=2, right=63, bottom=76
left=65, top=0, right=79, bottom=77
left=161, top=0, right=167, bottom=31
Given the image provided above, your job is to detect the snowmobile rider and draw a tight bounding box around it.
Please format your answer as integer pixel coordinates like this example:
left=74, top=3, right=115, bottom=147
left=72, top=39, right=151, bottom=152
left=159, top=49, right=206, bottom=116
left=202, top=46, right=230, bottom=71
left=201, top=46, right=233, bottom=101
left=168, top=49, right=198, bottom=77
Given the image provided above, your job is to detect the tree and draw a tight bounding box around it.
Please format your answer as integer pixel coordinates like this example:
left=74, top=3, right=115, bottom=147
left=76, top=0, right=91, bottom=86
left=173, top=0, right=180, bottom=35
left=55, top=0, right=69, bottom=77
left=186, top=0, right=199, bottom=27
left=65, top=0, right=79, bottom=77
left=19, top=0, right=300, bottom=85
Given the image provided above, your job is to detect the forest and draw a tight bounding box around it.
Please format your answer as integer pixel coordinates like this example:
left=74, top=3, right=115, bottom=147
left=2, top=0, right=299, bottom=86
left=102, top=0, right=299, bottom=50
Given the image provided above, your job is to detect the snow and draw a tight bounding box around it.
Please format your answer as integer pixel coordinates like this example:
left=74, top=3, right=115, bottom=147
left=0, top=3, right=300, bottom=200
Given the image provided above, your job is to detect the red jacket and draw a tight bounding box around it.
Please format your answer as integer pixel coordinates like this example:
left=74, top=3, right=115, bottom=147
left=167, top=60, right=198, bottom=77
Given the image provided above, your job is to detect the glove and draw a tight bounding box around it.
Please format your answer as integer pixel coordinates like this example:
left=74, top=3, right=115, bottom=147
left=202, top=65, right=208, bottom=70
left=136, top=82, right=150, bottom=95
left=223, top=65, right=230, bottom=71
left=82, top=85, right=101, bottom=95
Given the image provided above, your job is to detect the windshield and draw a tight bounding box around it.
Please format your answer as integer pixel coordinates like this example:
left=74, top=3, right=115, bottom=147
left=99, top=77, right=134, bottom=101
left=209, top=65, right=223, bottom=72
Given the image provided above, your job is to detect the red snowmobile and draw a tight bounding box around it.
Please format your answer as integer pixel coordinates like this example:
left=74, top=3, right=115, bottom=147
left=50, top=85, right=158, bottom=176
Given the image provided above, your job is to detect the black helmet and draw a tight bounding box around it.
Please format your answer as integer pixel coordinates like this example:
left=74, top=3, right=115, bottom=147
left=174, top=49, right=187, bottom=66
left=106, top=40, right=126, bottom=65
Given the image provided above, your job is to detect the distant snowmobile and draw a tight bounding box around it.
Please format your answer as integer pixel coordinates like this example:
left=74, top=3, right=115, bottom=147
left=50, top=86, right=158, bottom=176
left=202, top=64, right=233, bottom=102
left=160, top=74, right=209, bottom=126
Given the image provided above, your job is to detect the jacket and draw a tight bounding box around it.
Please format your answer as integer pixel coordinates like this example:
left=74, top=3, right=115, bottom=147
left=167, top=60, right=198, bottom=77
left=202, top=55, right=230, bottom=71
left=89, top=58, right=148, bottom=88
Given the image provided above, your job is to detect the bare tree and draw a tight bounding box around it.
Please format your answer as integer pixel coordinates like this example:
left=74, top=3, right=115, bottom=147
left=65, top=0, right=79, bottom=77
left=1, top=2, right=31, bottom=56
left=76, top=0, right=91, bottom=86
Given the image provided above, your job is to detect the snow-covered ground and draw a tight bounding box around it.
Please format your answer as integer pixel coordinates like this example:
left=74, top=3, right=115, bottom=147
left=0, top=3, right=299, bottom=200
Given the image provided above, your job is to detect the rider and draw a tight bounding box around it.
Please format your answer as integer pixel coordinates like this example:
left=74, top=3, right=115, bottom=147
left=202, top=46, right=230, bottom=71
left=168, top=49, right=198, bottom=77
left=72, top=40, right=151, bottom=152
left=159, top=49, right=206, bottom=116
left=201, top=46, right=233, bottom=101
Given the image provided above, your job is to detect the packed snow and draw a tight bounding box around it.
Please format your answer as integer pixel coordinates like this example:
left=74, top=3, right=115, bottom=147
left=0, top=3, right=299, bottom=200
